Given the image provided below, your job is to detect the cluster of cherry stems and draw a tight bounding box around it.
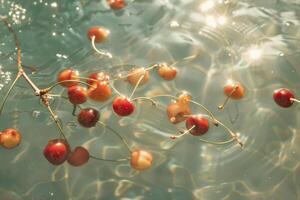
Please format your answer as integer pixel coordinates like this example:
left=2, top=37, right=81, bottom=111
left=0, top=0, right=298, bottom=172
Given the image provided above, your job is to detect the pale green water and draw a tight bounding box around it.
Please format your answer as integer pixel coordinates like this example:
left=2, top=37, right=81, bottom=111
left=0, top=0, right=300, bottom=199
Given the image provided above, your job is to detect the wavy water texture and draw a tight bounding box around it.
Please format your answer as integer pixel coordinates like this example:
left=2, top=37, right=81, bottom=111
left=0, top=0, right=300, bottom=199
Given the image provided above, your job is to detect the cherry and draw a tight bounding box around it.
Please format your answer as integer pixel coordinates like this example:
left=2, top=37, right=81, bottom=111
left=107, top=0, right=126, bottom=10
left=67, top=146, right=90, bottom=167
left=43, top=139, right=69, bottom=165
left=112, top=97, right=135, bottom=116
left=185, top=115, right=209, bottom=136
left=167, top=94, right=191, bottom=124
left=130, top=149, right=153, bottom=171
left=87, top=27, right=109, bottom=43
left=88, top=81, right=112, bottom=102
left=157, top=64, right=177, bottom=81
left=77, top=108, right=100, bottom=128
left=67, top=85, right=87, bottom=105
left=127, top=68, right=150, bottom=86
left=57, top=69, right=79, bottom=87
left=86, top=72, right=110, bottom=85
left=273, top=88, right=295, bottom=108
left=0, top=128, right=21, bottom=149
left=223, top=82, right=245, bottom=100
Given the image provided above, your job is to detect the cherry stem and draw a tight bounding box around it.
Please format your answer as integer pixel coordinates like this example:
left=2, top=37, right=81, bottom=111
left=131, top=97, right=158, bottom=106
left=170, top=125, right=195, bottom=140
left=218, top=84, right=238, bottom=110
left=44, top=80, right=94, bottom=92
left=170, top=52, right=200, bottom=66
left=129, top=72, right=146, bottom=100
left=0, top=73, right=22, bottom=116
left=109, top=81, right=125, bottom=97
left=72, top=104, right=77, bottom=116
left=89, top=155, right=130, bottom=162
left=291, top=98, right=300, bottom=104
left=97, top=121, right=132, bottom=153
left=91, top=36, right=112, bottom=58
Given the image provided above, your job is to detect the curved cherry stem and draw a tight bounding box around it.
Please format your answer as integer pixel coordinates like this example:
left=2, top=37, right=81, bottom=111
left=43, top=80, right=94, bottom=92
left=0, top=73, right=21, bottom=116
left=89, top=155, right=130, bottom=162
left=91, top=36, right=112, bottom=58
left=131, top=97, right=158, bottom=106
left=97, top=121, right=132, bottom=153
left=170, top=125, right=195, bottom=140
left=291, top=98, right=300, bottom=104
left=129, top=73, right=146, bottom=100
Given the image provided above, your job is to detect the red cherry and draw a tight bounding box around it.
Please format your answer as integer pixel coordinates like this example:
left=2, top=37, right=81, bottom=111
left=43, top=139, right=69, bottom=165
left=57, top=69, right=79, bottom=87
left=224, top=82, right=245, bottom=100
left=67, top=85, right=87, bottom=105
left=77, top=108, right=100, bottom=128
left=67, top=146, right=90, bottom=167
left=157, top=64, right=177, bottom=81
left=88, top=81, right=112, bottom=102
left=273, top=88, right=295, bottom=108
left=185, top=115, right=209, bottom=136
left=130, top=149, right=153, bottom=171
left=86, top=72, right=110, bottom=85
left=87, top=27, right=109, bottom=43
left=107, top=0, right=126, bottom=10
left=0, top=128, right=21, bottom=149
left=112, top=97, right=135, bottom=116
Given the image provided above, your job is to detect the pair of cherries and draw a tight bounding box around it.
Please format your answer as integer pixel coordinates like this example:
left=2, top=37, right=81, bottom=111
left=43, top=138, right=153, bottom=170
left=0, top=128, right=22, bottom=149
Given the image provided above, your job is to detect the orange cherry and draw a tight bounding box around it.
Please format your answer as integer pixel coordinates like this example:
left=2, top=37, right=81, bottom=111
left=127, top=68, right=150, bottom=86
left=167, top=94, right=191, bottom=124
left=107, top=0, right=126, bottom=10
left=86, top=72, right=110, bottom=85
left=224, top=82, right=245, bottom=100
left=57, top=69, right=79, bottom=87
left=130, top=149, right=153, bottom=171
left=157, top=64, right=177, bottom=81
left=0, top=128, right=22, bottom=149
left=87, top=27, right=109, bottom=43
left=88, top=81, right=112, bottom=102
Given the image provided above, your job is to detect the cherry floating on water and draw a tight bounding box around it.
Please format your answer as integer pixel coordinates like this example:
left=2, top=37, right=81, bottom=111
left=112, top=97, right=135, bottom=116
left=86, top=72, right=110, bottom=85
left=130, top=149, right=153, bottom=171
left=67, top=146, right=90, bottom=167
left=157, top=63, right=177, bottom=81
left=273, top=88, right=296, bottom=108
left=57, top=69, right=79, bottom=87
left=127, top=68, right=150, bottom=86
left=67, top=85, right=87, bottom=105
left=185, top=115, right=209, bottom=136
left=218, top=81, right=245, bottom=109
left=0, top=128, right=21, bottom=149
left=88, top=81, right=112, bottom=102
left=77, top=108, right=100, bottom=128
left=167, top=93, right=191, bottom=124
left=107, top=0, right=126, bottom=10
left=43, top=139, right=69, bottom=165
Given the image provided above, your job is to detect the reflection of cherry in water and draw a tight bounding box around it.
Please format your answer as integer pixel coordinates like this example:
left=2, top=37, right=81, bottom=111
left=273, top=88, right=298, bottom=108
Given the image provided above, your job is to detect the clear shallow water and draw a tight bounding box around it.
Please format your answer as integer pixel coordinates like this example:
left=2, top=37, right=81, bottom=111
left=0, top=0, right=300, bottom=199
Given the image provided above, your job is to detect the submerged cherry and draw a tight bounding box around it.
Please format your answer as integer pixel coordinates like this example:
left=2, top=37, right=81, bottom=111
left=88, top=81, right=112, bottom=102
left=112, top=97, right=135, bottom=116
left=0, top=128, right=21, bottom=149
left=127, top=68, right=150, bottom=86
left=67, top=146, right=90, bottom=167
left=130, top=149, right=153, bottom=171
left=68, top=85, right=87, bottom=105
left=57, top=69, right=79, bottom=87
left=157, top=64, right=177, bottom=81
left=273, top=88, right=295, bottom=108
left=185, top=115, right=209, bottom=136
left=43, top=139, right=69, bottom=165
left=107, top=0, right=126, bottom=10
left=77, top=108, right=100, bottom=128
left=223, top=82, right=245, bottom=100
left=86, top=72, right=110, bottom=85
left=167, top=93, right=191, bottom=124
left=87, top=27, right=109, bottom=43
